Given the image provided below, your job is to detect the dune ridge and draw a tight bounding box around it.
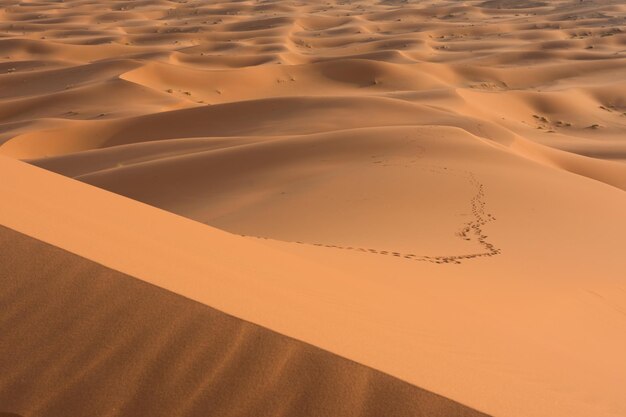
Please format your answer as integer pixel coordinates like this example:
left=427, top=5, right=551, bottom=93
left=0, top=224, right=489, bottom=417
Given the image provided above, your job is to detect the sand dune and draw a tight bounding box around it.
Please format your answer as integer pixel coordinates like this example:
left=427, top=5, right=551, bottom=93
left=1, top=0, right=626, bottom=416
left=1, top=224, right=488, bottom=417
left=1, top=153, right=625, bottom=417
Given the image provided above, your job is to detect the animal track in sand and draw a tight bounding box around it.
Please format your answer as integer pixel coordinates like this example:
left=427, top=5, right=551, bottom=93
left=241, top=165, right=500, bottom=265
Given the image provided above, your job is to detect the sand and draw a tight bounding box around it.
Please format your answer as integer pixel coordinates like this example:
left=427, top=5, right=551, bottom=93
left=0, top=224, right=489, bottom=417
left=0, top=0, right=625, bottom=416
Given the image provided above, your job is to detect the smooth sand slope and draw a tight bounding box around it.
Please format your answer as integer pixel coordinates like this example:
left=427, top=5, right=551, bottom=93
left=0, top=0, right=626, bottom=416
left=0, top=223, right=488, bottom=417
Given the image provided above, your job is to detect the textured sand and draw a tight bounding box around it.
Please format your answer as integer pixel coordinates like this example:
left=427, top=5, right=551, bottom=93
left=0, top=224, right=489, bottom=417
left=0, top=1, right=625, bottom=417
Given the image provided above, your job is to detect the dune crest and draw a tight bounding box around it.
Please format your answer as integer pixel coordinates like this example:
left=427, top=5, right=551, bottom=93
left=0, top=223, right=490, bottom=417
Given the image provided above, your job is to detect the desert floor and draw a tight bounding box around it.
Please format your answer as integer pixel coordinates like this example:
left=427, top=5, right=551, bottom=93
left=1, top=0, right=625, bottom=416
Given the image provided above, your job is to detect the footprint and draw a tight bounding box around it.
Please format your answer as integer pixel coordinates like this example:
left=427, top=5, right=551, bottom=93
left=238, top=166, right=500, bottom=265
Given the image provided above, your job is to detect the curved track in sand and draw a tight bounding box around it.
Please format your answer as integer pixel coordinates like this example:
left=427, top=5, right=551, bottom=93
left=243, top=166, right=501, bottom=265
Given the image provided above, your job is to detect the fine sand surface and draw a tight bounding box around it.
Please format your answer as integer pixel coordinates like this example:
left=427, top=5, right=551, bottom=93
left=0, top=224, right=488, bottom=417
left=1, top=0, right=626, bottom=417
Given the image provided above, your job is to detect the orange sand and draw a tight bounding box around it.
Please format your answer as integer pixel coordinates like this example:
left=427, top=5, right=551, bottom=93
left=1, top=1, right=625, bottom=416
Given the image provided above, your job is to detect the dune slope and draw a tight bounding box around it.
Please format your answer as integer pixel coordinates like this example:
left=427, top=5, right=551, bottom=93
left=1, top=153, right=625, bottom=417
left=0, top=224, right=488, bottom=417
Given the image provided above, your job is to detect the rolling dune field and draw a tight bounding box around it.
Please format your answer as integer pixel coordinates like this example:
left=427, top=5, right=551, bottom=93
left=0, top=1, right=625, bottom=417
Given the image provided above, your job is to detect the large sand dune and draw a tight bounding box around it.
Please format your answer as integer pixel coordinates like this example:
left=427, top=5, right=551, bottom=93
left=1, top=0, right=625, bottom=416
left=1, top=223, right=489, bottom=417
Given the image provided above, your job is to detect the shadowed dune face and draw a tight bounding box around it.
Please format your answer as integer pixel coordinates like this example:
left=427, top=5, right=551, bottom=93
left=0, top=225, right=489, bottom=417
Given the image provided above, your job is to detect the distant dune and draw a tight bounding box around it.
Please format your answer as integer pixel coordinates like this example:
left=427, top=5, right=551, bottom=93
left=0, top=0, right=625, bottom=416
